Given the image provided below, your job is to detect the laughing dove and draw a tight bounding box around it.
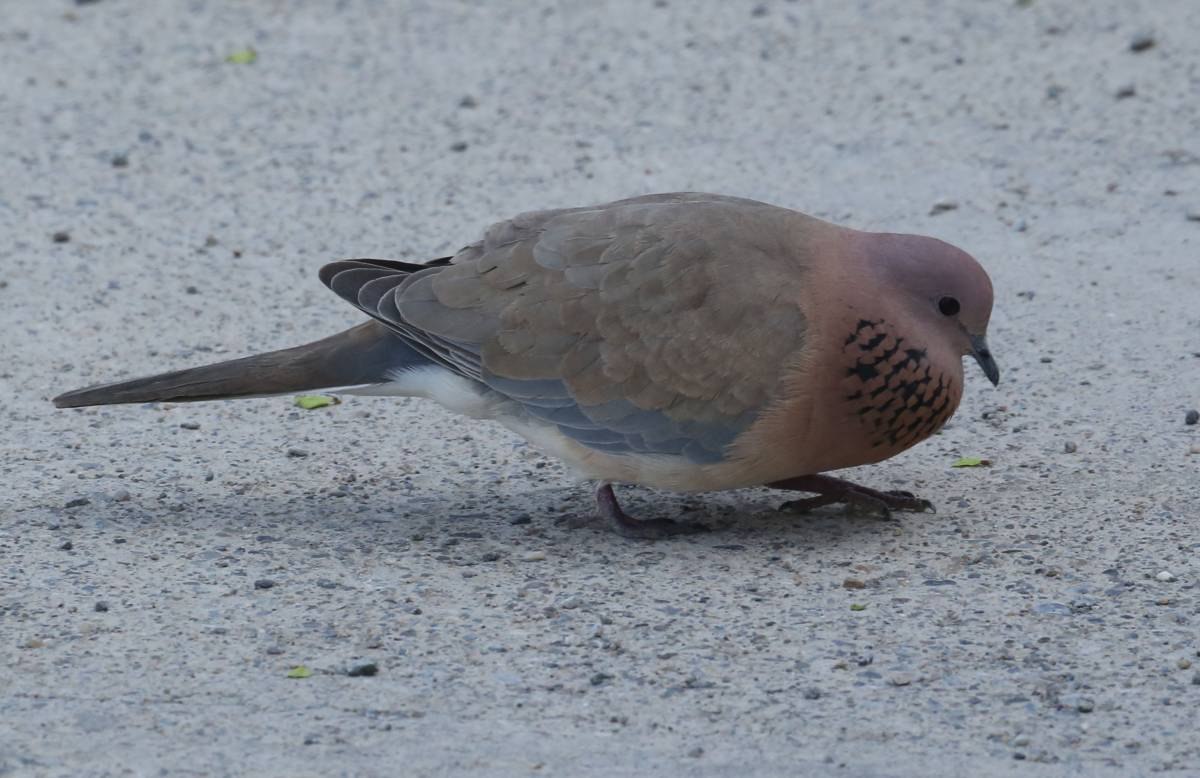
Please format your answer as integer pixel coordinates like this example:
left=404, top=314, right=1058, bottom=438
left=54, top=193, right=999, bottom=538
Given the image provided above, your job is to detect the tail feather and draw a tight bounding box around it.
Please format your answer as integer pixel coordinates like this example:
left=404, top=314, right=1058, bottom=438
left=52, top=321, right=421, bottom=408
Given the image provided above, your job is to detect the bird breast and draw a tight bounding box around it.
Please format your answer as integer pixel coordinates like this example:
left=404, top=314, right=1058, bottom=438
left=839, top=318, right=962, bottom=459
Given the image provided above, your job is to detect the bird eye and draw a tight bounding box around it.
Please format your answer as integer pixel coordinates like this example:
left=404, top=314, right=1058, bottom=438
left=938, top=296, right=960, bottom=316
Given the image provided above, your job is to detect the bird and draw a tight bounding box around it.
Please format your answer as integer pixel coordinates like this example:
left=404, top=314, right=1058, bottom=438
left=53, top=192, right=999, bottom=538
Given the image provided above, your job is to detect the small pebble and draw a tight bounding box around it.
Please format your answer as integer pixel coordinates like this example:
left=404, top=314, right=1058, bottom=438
left=560, top=595, right=583, bottom=609
left=480, top=551, right=502, bottom=562
left=1040, top=356, right=1053, bottom=363
left=59, top=541, right=73, bottom=551
left=287, top=448, right=309, bottom=458
left=1076, top=698, right=1095, bottom=713
left=1155, top=571, right=1176, bottom=582
left=111, top=153, right=128, bottom=168
left=1192, top=673, right=1200, bottom=686
left=52, top=231, right=71, bottom=243
left=889, top=673, right=914, bottom=687
left=1129, top=33, right=1156, bottom=52
left=802, top=687, right=822, bottom=700
left=180, top=421, right=200, bottom=430
left=94, top=601, right=109, bottom=613
left=254, top=578, right=276, bottom=590
left=1185, top=410, right=1198, bottom=426
left=265, top=645, right=284, bottom=655
left=1186, top=211, right=1200, bottom=222
left=65, top=497, right=90, bottom=509
left=842, top=578, right=866, bottom=589
left=929, top=200, right=958, bottom=216
left=112, top=489, right=132, bottom=502
left=347, top=662, right=379, bottom=677
left=1115, top=84, right=1136, bottom=99
left=449, top=141, right=469, bottom=152
left=509, top=514, right=532, bottom=525
left=185, top=285, right=199, bottom=295
left=1063, top=441, right=1078, bottom=453
left=1178, top=658, right=1192, bottom=670
left=458, top=95, right=478, bottom=109
left=687, top=746, right=704, bottom=758
left=590, top=672, right=612, bottom=686
left=521, top=550, right=546, bottom=562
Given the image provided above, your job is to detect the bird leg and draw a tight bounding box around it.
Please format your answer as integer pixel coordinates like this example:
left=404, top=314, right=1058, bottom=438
left=770, top=474, right=935, bottom=518
left=569, top=483, right=708, bottom=539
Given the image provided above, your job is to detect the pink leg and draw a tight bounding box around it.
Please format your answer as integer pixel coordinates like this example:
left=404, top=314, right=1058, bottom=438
left=769, top=474, right=935, bottom=518
left=570, top=484, right=709, bottom=539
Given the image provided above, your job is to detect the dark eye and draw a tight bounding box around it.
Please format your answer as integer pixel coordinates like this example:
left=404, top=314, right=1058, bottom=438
left=938, top=296, right=960, bottom=316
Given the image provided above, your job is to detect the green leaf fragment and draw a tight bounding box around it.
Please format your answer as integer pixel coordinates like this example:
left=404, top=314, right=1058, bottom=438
left=849, top=603, right=867, bottom=612
left=286, top=665, right=313, bottom=679
left=294, top=394, right=338, bottom=410
left=951, top=457, right=990, bottom=468
left=226, top=47, right=258, bottom=65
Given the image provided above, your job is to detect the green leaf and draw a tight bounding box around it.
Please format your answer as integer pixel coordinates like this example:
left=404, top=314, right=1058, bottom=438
left=286, top=665, right=313, bottom=679
left=225, top=47, right=258, bottom=65
left=849, top=603, right=867, bottom=612
left=951, top=457, right=990, bottom=468
left=294, top=394, right=339, bottom=410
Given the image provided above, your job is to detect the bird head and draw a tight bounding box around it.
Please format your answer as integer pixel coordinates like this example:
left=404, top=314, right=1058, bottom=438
left=865, top=232, right=999, bottom=386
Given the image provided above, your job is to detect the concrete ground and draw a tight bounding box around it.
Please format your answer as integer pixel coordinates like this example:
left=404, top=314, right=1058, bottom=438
left=2, top=1, right=1198, bottom=775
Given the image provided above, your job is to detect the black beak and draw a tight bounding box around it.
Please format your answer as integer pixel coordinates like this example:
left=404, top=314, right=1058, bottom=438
left=970, top=334, right=1000, bottom=387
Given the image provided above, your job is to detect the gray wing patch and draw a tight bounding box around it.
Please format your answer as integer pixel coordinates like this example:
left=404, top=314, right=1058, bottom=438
left=482, top=368, right=744, bottom=464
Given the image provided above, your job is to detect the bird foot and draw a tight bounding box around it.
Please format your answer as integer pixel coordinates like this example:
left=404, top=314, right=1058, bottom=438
left=771, top=475, right=935, bottom=519
left=569, top=484, right=709, bottom=539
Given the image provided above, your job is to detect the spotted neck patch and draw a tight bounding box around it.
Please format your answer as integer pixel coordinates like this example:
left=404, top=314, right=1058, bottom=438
left=841, top=319, right=960, bottom=452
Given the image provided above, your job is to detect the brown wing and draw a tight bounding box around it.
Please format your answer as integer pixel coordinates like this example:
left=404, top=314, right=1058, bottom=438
left=324, top=193, right=817, bottom=463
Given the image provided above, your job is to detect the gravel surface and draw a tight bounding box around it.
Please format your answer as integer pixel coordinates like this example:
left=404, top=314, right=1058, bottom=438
left=2, top=1, right=1198, bottom=776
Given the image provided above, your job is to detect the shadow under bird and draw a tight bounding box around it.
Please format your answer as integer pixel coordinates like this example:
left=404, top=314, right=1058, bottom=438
left=53, top=193, right=999, bottom=538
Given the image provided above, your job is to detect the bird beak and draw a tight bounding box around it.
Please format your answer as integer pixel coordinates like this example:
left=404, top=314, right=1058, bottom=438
left=969, top=334, right=1000, bottom=387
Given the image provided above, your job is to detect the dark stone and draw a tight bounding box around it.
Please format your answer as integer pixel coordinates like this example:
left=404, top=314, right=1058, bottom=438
left=1130, top=33, right=1155, bottom=52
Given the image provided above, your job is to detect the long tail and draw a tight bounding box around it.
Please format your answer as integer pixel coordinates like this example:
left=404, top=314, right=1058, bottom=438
left=53, top=321, right=420, bottom=408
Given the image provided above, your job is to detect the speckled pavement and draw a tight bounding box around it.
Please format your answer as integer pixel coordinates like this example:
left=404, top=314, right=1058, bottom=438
left=2, top=1, right=1198, bottom=776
